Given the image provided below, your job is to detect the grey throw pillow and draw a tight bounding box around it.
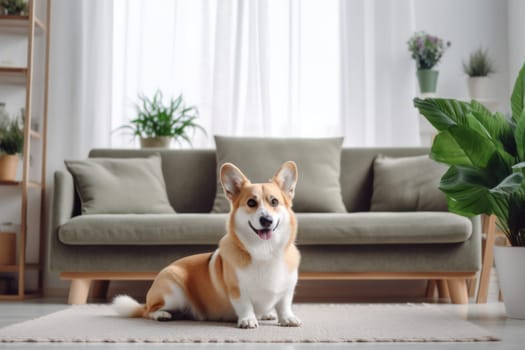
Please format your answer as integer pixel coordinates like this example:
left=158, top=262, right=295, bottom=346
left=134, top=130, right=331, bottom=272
left=65, top=155, right=175, bottom=214
left=370, top=154, right=448, bottom=211
left=212, top=136, right=347, bottom=213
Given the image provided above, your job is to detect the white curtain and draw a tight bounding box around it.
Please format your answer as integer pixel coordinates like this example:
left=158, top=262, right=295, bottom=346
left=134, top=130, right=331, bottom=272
left=340, top=0, right=419, bottom=146
left=47, top=0, right=113, bottom=169
left=111, top=0, right=420, bottom=148
left=45, top=0, right=113, bottom=291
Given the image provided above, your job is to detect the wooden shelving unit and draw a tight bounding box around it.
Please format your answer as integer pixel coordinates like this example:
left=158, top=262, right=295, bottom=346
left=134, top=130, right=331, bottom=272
left=0, top=0, right=50, bottom=300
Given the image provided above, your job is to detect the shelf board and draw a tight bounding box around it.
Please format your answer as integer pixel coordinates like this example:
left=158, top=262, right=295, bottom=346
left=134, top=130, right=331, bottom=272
left=0, top=180, right=42, bottom=188
left=0, top=15, right=46, bottom=34
left=34, top=17, right=46, bottom=32
left=0, top=292, right=41, bottom=301
left=0, top=66, right=27, bottom=85
left=0, top=179, right=21, bottom=186
left=30, top=129, right=42, bottom=139
left=0, top=263, right=41, bottom=273
left=0, top=15, right=29, bottom=34
left=0, top=265, right=18, bottom=272
left=28, top=181, right=42, bottom=188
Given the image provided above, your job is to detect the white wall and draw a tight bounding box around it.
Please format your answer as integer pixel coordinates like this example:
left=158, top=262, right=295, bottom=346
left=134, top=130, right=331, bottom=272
left=414, top=0, right=509, bottom=107
left=413, top=0, right=510, bottom=146
left=508, top=0, right=525, bottom=93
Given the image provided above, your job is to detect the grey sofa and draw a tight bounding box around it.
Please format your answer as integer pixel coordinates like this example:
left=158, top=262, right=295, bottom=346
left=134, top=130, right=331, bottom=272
left=49, top=147, right=481, bottom=304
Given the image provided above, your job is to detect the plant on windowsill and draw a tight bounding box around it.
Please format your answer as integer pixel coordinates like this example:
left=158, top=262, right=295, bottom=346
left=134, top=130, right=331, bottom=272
left=119, top=90, right=205, bottom=148
left=414, top=62, right=525, bottom=319
left=407, top=31, right=451, bottom=94
left=0, top=118, right=23, bottom=182
left=462, top=47, right=496, bottom=100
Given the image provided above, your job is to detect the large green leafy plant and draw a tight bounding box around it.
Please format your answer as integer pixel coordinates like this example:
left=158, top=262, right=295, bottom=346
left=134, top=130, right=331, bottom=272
left=414, top=63, right=525, bottom=246
left=121, top=90, right=205, bottom=146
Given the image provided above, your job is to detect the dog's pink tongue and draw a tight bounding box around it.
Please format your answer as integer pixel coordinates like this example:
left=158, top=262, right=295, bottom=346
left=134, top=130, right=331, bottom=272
left=258, top=230, right=272, bottom=240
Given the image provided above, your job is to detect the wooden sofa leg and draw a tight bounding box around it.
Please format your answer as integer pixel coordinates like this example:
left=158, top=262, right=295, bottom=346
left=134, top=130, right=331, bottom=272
left=447, top=279, right=469, bottom=304
left=437, top=280, right=450, bottom=300
left=68, top=279, right=92, bottom=304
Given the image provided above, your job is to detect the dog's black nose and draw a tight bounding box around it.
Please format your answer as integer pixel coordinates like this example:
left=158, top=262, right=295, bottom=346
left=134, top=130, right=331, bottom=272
left=260, top=215, right=273, bottom=228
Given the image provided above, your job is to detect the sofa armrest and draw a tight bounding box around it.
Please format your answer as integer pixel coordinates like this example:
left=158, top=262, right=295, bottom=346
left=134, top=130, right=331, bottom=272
left=51, top=170, right=76, bottom=229
left=48, top=170, right=76, bottom=271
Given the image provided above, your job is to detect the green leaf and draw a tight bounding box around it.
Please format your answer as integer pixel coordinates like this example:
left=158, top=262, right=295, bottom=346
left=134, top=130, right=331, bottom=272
left=465, top=107, right=515, bottom=169
left=513, top=162, right=525, bottom=169
left=431, top=125, right=498, bottom=167
left=515, top=108, right=525, bottom=161
left=489, top=172, right=524, bottom=194
left=470, top=101, right=515, bottom=150
left=414, top=98, right=471, bottom=131
left=431, top=131, right=472, bottom=166
left=439, top=165, right=494, bottom=216
left=511, top=63, right=525, bottom=123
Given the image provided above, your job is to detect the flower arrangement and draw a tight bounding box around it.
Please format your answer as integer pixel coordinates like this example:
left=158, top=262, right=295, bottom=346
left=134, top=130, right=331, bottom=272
left=407, top=31, right=451, bottom=70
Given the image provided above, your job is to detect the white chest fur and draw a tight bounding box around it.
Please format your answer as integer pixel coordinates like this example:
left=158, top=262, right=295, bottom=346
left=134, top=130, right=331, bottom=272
left=236, top=256, right=298, bottom=315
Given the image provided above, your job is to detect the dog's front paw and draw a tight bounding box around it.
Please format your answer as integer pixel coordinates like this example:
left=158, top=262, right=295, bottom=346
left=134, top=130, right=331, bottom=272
left=279, top=315, right=302, bottom=327
left=237, top=316, right=259, bottom=329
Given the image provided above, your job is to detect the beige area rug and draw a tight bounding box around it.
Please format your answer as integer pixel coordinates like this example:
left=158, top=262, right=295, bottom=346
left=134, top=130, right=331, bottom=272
left=0, top=303, right=498, bottom=343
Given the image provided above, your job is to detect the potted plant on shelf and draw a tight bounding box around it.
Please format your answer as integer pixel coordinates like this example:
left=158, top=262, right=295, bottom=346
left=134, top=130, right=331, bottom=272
left=414, top=62, right=525, bottom=318
left=0, top=0, right=27, bottom=15
left=119, top=90, right=205, bottom=148
left=462, top=47, right=496, bottom=100
left=407, top=31, right=451, bottom=94
left=0, top=117, right=23, bottom=182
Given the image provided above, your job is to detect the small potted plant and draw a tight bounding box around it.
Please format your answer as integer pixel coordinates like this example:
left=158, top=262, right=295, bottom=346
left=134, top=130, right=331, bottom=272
left=414, top=62, right=525, bottom=318
left=407, top=31, right=451, bottom=94
left=0, top=0, right=28, bottom=15
left=462, top=47, right=496, bottom=99
left=0, top=118, right=24, bottom=182
left=120, top=90, right=205, bottom=148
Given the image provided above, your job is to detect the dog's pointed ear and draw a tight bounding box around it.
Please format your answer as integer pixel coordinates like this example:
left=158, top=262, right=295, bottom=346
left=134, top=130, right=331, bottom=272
left=272, top=161, right=298, bottom=200
left=220, top=163, right=249, bottom=201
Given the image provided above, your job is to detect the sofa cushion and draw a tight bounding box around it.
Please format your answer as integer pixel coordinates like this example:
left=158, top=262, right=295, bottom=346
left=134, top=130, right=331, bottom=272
left=212, top=136, right=347, bottom=213
left=296, top=212, right=471, bottom=244
left=58, top=212, right=471, bottom=246
left=65, top=155, right=174, bottom=215
left=370, top=155, right=448, bottom=211
left=58, top=214, right=228, bottom=245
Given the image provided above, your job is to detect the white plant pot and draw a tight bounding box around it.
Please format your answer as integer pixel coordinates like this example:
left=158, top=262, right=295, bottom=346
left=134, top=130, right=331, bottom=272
left=467, top=77, right=490, bottom=100
left=494, top=246, right=525, bottom=319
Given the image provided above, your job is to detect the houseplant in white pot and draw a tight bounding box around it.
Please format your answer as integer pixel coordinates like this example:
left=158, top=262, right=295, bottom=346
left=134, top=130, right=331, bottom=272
left=462, top=47, right=496, bottom=100
left=0, top=117, right=23, bottom=182
left=407, top=31, right=451, bottom=94
left=120, top=90, right=205, bottom=148
left=414, top=62, right=525, bottom=318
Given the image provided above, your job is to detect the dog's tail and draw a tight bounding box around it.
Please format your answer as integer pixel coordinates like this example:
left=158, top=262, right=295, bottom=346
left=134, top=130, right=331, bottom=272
left=112, top=295, right=146, bottom=318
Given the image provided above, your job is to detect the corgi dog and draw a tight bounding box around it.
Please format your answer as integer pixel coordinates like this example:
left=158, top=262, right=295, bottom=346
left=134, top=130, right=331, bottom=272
left=113, top=161, right=301, bottom=329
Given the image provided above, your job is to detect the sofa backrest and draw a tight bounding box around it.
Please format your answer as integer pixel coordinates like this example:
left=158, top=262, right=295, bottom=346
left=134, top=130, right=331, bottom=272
left=88, top=147, right=429, bottom=213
